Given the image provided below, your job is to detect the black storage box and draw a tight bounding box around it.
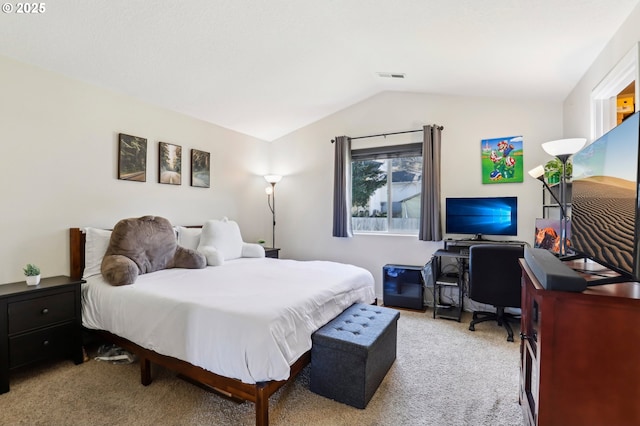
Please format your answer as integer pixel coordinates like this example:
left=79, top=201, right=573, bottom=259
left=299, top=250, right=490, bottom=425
left=382, top=264, right=424, bottom=310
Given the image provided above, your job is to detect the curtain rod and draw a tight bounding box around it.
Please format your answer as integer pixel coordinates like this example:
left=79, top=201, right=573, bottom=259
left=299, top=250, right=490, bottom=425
left=331, top=126, right=444, bottom=143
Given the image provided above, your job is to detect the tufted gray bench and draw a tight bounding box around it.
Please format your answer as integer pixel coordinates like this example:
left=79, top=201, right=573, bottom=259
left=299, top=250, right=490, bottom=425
left=310, top=303, right=400, bottom=409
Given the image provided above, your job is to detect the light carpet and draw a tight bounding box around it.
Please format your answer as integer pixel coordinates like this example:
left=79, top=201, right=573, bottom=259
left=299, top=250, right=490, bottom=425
left=1, top=310, right=524, bottom=426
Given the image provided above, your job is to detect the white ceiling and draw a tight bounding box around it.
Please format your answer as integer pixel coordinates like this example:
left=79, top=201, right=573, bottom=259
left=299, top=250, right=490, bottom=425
left=1, top=0, right=638, bottom=141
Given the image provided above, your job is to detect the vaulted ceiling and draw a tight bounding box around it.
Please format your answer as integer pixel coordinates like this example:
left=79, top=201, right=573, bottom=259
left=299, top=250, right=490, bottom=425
left=1, top=0, right=638, bottom=141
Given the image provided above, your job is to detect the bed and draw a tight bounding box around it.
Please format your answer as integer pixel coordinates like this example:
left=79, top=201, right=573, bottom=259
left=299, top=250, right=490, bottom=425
left=69, top=227, right=375, bottom=426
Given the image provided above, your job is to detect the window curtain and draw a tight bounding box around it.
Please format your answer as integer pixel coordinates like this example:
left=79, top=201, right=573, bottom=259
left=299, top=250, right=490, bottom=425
left=332, top=136, right=353, bottom=237
left=419, top=125, right=443, bottom=241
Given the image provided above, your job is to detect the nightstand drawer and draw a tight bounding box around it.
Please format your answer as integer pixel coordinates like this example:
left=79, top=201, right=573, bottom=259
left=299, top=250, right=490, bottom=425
left=8, top=292, right=76, bottom=334
left=9, top=323, right=76, bottom=368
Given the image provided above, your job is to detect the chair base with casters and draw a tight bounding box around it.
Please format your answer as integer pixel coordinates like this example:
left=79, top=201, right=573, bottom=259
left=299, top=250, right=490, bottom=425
left=469, top=306, right=520, bottom=342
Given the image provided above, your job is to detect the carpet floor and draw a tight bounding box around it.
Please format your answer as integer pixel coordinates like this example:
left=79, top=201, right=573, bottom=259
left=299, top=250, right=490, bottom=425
left=1, top=310, right=524, bottom=426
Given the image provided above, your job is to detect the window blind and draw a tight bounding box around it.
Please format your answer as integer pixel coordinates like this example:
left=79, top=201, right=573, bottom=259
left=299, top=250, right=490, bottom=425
left=351, top=143, right=422, bottom=161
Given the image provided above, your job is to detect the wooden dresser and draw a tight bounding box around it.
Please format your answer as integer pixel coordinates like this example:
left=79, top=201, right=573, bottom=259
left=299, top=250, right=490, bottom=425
left=519, top=258, right=640, bottom=426
left=0, top=276, right=84, bottom=393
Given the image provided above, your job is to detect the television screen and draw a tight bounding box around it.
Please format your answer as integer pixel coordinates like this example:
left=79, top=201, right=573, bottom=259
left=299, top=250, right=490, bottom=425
left=445, top=196, right=518, bottom=237
left=571, top=111, right=640, bottom=280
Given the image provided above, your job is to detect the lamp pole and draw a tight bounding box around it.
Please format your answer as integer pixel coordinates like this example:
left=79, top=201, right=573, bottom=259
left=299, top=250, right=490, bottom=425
left=268, top=182, right=276, bottom=248
left=557, top=154, right=570, bottom=256
left=264, top=175, right=282, bottom=249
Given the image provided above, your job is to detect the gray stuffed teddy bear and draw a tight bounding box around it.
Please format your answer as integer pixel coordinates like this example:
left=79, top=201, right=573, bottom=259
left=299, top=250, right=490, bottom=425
left=101, top=215, right=207, bottom=286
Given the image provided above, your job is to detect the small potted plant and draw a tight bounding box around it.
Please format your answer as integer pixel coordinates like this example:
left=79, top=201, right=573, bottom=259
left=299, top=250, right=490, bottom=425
left=23, top=263, right=41, bottom=286
left=544, top=158, right=573, bottom=184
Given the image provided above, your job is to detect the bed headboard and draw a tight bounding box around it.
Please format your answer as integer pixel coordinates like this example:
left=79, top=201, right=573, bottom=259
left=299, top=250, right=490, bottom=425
left=69, top=228, right=85, bottom=280
left=69, top=225, right=203, bottom=280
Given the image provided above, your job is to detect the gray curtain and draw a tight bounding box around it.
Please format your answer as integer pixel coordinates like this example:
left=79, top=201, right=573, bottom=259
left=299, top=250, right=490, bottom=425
left=419, top=125, right=443, bottom=241
left=332, top=136, right=353, bottom=237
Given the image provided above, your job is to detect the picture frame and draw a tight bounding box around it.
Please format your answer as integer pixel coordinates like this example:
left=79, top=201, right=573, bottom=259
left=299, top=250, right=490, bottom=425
left=481, top=136, right=524, bottom=184
left=534, top=218, right=572, bottom=254
left=191, top=149, right=210, bottom=188
left=118, top=133, right=147, bottom=182
left=158, top=142, right=182, bottom=185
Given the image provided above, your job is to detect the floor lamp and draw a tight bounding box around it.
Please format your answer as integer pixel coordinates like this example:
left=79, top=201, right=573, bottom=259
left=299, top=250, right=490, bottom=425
left=264, top=174, right=282, bottom=248
left=539, top=138, right=586, bottom=256
left=529, top=164, right=566, bottom=235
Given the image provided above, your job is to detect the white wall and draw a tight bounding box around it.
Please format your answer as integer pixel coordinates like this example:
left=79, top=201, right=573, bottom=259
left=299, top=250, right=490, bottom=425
left=0, top=55, right=271, bottom=284
left=269, top=91, right=563, bottom=297
left=564, top=3, right=640, bottom=140
left=14, top=16, right=637, bottom=292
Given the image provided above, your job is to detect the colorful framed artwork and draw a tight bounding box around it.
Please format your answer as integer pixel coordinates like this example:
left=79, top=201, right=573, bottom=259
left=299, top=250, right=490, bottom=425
left=534, top=218, right=572, bottom=254
left=158, top=142, right=182, bottom=185
left=118, top=133, right=147, bottom=182
left=481, top=136, right=524, bottom=184
left=191, top=149, right=210, bottom=188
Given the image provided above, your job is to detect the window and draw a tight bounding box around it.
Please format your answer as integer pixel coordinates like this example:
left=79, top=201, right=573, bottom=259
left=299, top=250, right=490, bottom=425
left=351, top=143, right=422, bottom=234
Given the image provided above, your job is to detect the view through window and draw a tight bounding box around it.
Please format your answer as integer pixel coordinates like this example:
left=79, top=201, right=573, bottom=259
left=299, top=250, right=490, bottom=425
left=351, top=151, right=422, bottom=234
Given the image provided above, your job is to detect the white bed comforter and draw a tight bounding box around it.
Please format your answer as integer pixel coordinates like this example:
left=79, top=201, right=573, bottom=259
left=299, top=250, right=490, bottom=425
left=82, top=257, right=375, bottom=384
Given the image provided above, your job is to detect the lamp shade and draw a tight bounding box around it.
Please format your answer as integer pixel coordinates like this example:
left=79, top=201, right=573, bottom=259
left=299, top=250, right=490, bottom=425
left=264, top=174, right=282, bottom=184
left=541, top=138, right=586, bottom=157
left=528, top=165, right=545, bottom=181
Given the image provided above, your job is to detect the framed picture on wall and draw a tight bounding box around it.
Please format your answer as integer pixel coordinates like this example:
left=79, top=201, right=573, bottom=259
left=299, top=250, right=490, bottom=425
left=191, top=149, right=210, bottom=188
left=481, top=135, right=524, bottom=184
left=158, top=142, right=182, bottom=185
left=118, top=133, right=147, bottom=182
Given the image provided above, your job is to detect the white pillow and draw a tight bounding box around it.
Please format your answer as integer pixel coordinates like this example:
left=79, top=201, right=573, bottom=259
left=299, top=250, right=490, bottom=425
left=198, top=218, right=244, bottom=265
left=83, top=227, right=112, bottom=279
left=242, top=243, right=266, bottom=258
left=176, top=226, right=202, bottom=251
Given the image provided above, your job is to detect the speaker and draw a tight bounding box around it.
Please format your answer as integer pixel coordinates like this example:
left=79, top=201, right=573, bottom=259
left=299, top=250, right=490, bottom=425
left=524, top=246, right=587, bottom=292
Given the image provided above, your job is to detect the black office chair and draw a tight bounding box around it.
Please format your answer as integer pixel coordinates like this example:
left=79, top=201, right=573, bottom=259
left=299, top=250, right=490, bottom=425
left=468, top=244, right=524, bottom=342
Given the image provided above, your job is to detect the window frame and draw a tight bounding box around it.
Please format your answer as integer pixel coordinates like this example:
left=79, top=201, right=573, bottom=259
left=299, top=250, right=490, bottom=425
left=351, top=143, right=423, bottom=235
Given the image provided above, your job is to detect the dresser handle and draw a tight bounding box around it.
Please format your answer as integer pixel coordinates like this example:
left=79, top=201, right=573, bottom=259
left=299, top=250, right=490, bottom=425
left=42, top=340, right=49, bottom=346
left=41, top=308, right=49, bottom=315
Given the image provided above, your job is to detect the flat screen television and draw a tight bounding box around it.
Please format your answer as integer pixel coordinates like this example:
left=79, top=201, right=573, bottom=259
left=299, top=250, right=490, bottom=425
left=445, top=196, right=518, bottom=239
left=570, top=110, right=640, bottom=282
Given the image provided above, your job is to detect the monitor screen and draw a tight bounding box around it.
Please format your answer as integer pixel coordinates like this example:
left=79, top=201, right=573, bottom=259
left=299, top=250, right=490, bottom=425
left=445, top=196, right=518, bottom=237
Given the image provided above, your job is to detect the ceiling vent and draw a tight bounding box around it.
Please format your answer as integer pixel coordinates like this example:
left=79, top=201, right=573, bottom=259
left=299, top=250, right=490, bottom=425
left=377, top=72, right=406, bottom=79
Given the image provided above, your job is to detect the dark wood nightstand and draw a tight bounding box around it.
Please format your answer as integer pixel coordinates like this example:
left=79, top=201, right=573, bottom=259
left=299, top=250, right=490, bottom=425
left=0, top=275, right=85, bottom=394
left=264, top=248, right=280, bottom=259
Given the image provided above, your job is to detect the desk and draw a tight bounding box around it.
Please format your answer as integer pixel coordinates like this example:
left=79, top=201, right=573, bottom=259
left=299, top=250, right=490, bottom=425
left=431, top=239, right=526, bottom=322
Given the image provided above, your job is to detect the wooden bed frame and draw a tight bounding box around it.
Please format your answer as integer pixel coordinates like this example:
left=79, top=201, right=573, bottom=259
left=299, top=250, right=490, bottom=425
left=69, top=228, right=310, bottom=426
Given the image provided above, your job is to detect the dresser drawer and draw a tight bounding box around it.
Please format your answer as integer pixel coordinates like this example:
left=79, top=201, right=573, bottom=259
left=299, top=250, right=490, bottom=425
left=8, top=292, right=76, bottom=334
left=9, top=323, right=76, bottom=368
